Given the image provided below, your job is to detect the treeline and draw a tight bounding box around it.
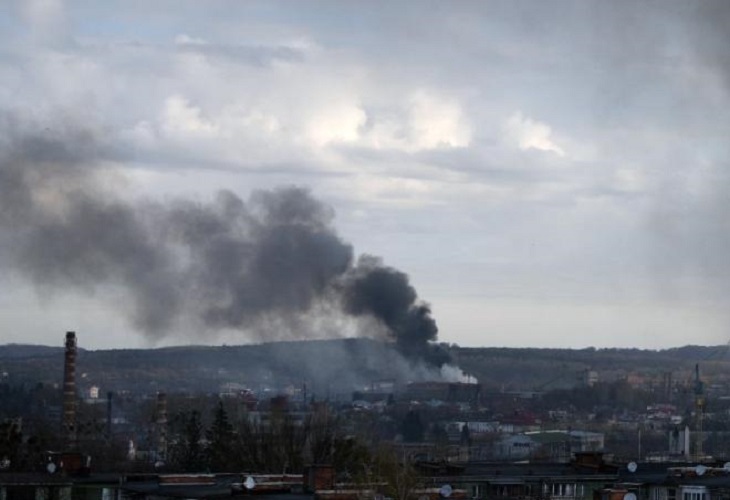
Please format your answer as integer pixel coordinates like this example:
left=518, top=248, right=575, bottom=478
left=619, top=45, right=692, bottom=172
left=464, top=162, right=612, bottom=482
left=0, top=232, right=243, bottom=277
left=0, top=394, right=381, bottom=477
left=4, top=340, right=730, bottom=395
left=165, top=402, right=371, bottom=476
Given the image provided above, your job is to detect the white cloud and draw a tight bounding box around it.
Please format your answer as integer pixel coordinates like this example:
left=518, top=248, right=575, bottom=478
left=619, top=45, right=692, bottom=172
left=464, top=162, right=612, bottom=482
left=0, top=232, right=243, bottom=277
left=363, top=90, right=472, bottom=153
left=407, top=90, right=472, bottom=150
left=229, top=108, right=281, bottom=135
left=174, top=34, right=207, bottom=46
left=161, top=95, right=220, bottom=138
left=307, top=101, right=367, bottom=146
left=503, top=111, right=565, bottom=156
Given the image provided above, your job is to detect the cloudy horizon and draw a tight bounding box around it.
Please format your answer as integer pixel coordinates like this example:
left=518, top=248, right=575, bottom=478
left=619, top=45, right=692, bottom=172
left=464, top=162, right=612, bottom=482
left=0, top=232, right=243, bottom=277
left=1, top=0, right=729, bottom=350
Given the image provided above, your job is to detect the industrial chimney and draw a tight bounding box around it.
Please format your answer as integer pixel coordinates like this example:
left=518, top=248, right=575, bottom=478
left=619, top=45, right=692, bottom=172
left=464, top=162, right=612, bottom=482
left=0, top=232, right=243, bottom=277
left=156, top=392, right=168, bottom=463
left=62, top=331, right=77, bottom=449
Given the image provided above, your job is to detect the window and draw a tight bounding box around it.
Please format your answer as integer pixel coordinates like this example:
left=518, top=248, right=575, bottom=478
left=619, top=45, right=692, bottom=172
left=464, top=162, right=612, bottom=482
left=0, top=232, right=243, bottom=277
left=651, top=488, right=667, bottom=500
left=549, top=484, right=583, bottom=499
left=681, top=488, right=706, bottom=500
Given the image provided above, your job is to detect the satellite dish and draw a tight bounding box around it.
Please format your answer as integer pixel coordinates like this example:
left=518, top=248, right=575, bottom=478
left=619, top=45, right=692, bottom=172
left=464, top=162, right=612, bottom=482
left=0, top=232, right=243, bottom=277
left=244, top=476, right=256, bottom=490
left=154, top=461, right=165, bottom=469
left=696, top=465, right=707, bottom=476
left=440, top=485, right=453, bottom=498
left=47, top=462, right=56, bottom=474
left=0, top=457, right=10, bottom=469
left=627, top=462, right=638, bottom=473
left=624, top=493, right=637, bottom=500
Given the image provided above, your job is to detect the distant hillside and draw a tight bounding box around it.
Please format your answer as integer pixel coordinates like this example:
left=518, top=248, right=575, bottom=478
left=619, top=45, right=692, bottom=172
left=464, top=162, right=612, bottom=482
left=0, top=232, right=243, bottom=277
left=0, top=338, right=447, bottom=394
left=1, top=340, right=729, bottom=396
left=0, top=344, right=66, bottom=359
left=454, top=344, right=730, bottom=392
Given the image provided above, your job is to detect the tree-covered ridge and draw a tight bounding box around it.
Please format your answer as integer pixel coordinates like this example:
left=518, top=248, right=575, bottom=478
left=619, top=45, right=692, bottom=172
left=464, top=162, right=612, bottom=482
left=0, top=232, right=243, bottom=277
left=1, top=339, right=729, bottom=395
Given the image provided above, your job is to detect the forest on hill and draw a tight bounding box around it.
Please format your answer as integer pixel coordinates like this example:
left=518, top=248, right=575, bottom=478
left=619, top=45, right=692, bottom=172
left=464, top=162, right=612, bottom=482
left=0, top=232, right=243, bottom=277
left=0, top=339, right=728, bottom=396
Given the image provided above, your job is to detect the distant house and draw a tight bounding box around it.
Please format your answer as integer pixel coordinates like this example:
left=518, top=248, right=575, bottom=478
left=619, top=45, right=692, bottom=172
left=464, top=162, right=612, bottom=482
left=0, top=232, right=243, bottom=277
left=445, top=421, right=499, bottom=442
left=494, top=433, right=537, bottom=460
left=418, top=454, right=618, bottom=500
left=495, top=430, right=604, bottom=461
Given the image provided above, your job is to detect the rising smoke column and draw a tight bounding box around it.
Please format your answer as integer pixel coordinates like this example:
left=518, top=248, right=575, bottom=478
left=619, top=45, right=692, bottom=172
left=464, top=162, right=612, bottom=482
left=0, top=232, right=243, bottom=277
left=342, top=255, right=450, bottom=365
left=0, top=122, right=181, bottom=333
left=0, top=119, right=450, bottom=367
left=165, top=188, right=354, bottom=329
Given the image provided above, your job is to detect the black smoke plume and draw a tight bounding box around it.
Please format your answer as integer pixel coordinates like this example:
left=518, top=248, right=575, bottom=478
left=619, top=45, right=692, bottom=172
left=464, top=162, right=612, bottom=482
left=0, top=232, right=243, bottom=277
left=0, top=118, right=449, bottom=368
left=343, top=256, right=450, bottom=366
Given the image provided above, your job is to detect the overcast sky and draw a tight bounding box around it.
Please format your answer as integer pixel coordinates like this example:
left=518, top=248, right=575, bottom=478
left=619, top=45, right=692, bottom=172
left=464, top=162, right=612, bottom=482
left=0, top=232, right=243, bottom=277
left=1, top=0, right=729, bottom=350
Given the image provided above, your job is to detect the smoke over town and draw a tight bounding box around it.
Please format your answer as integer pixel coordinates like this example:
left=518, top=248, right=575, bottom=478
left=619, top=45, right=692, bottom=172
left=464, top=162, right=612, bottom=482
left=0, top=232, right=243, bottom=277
left=0, top=117, right=450, bottom=371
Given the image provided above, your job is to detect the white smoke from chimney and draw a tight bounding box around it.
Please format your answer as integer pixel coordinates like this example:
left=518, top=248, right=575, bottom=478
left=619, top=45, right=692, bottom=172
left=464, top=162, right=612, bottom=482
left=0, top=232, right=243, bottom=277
left=440, top=363, right=476, bottom=384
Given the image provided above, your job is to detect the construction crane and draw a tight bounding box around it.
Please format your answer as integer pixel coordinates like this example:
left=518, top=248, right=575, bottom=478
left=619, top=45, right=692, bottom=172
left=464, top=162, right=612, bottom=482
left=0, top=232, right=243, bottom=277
left=694, top=363, right=705, bottom=461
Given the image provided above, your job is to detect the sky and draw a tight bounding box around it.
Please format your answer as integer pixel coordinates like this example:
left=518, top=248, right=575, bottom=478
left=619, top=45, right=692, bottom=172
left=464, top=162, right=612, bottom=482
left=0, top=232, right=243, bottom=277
left=1, top=0, right=730, bottom=350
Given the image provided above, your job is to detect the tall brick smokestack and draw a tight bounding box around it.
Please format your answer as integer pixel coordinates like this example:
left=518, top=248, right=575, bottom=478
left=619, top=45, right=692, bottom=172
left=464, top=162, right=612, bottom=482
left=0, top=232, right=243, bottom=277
left=62, top=331, right=77, bottom=449
left=156, top=392, right=168, bottom=463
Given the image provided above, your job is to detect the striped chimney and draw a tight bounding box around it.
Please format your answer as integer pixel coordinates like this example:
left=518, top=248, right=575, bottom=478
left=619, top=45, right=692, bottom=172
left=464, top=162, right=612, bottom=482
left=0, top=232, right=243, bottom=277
left=62, top=331, right=77, bottom=448
left=156, top=392, right=168, bottom=462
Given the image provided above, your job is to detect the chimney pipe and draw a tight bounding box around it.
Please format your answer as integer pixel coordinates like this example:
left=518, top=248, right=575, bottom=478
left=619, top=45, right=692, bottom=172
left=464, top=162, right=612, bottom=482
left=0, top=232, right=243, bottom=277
left=156, top=392, right=168, bottom=462
left=62, top=331, right=77, bottom=449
